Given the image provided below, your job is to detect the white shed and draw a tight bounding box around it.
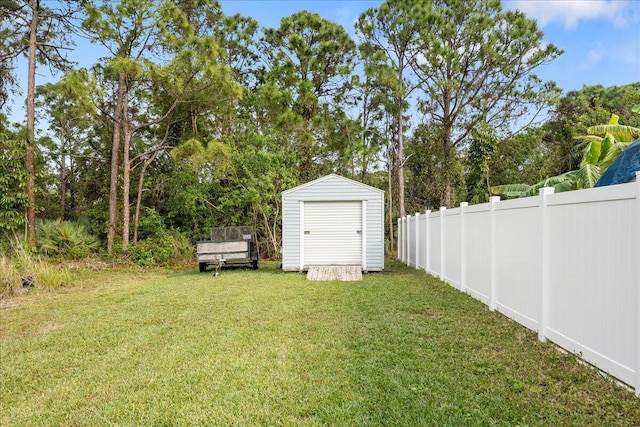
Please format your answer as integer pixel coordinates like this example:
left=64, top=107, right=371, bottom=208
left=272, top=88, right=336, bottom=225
left=281, top=174, right=384, bottom=272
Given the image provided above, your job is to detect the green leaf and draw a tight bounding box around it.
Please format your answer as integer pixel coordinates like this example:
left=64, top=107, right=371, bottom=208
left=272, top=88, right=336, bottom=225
left=586, top=124, right=640, bottom=142
left=575, top=163, right=601, bottom=189
left=582, top=139, right=601, bottom=165
left=491, top=184, right=530, bottom=198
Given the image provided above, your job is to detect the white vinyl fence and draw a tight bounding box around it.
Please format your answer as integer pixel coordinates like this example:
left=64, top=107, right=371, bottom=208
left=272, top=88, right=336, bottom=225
left=398, top=173, right=640, bottom=396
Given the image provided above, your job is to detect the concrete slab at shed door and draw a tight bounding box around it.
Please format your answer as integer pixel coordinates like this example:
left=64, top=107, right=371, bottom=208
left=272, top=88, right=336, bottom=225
left=303, top=201, right=362, bottom=266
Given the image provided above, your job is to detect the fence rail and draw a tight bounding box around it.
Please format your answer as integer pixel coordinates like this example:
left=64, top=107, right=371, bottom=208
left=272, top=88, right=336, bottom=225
left=398, top=173, right=640, bottom=396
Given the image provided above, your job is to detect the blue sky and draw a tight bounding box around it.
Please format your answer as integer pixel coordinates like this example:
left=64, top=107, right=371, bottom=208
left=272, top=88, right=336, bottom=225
left=7, top=0, right=640, bottom=125
left=218, top=0, right=640, bottom=91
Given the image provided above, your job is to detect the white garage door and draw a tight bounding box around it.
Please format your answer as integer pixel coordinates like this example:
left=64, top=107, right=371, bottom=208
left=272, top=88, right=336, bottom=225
left=303, top=201, right=362, bottom=266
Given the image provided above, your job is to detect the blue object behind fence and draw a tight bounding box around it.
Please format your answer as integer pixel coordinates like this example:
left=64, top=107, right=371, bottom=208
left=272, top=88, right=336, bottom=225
left=595, top=138, right=640, bottom=187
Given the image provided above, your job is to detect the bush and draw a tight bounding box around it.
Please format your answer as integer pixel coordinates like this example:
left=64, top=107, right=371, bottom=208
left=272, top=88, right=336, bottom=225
left=0, top=243, right=75, bottom=298
left=38, top=220, right=101, bottom=258
left=0, top=254, right=20, bottom=298
left=127, top=229, right=193, bottom=267
left=136, top=207, right=166, bottom=240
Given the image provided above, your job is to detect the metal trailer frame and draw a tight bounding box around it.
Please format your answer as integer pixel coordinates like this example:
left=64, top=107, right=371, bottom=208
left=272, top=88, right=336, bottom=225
left=196, top=226, right=259, bottom=273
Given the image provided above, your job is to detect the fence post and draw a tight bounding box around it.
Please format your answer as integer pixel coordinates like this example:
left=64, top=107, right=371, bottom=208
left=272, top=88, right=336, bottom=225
left=489, top=196, right=500, bottom=311
left=406, top=215, right=411, bottom=267
left=425, top=209, right=431, bottom=273
left=405, top=216, right=410, bottom=265
left=538, top=187, right=554, bottom=343
left=460, top=202, right=468, bottom=293
left=439, top=206, right=446, bottom=281
left=636, top=172, right=640, bottom=396
left=401, top=216, right=405, bottom=264
left=415, top=212, right=420, bottom=269
left=397, top=217, right=401, bottom=261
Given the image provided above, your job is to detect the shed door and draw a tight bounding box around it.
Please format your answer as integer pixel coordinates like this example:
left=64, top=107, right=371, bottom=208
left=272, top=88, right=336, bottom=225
left=303, top=201, right=362, bottom=266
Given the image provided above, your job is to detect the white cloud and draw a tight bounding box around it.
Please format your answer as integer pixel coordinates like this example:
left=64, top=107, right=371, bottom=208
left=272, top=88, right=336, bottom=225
left=581, top=44, right=603, bottom=69
left=509, top=0, right=629, bottom=29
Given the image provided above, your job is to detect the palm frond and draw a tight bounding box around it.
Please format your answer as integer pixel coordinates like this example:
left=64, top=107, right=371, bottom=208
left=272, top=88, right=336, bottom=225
left=526, top=171, right=578, bottom=196
left=491, top=183, right=531, bottom=198
left=598, top=141, right=631, bottom=170
left=575, top=163, right=601, bottom=189
left=587, top=124, right=640, bottom=142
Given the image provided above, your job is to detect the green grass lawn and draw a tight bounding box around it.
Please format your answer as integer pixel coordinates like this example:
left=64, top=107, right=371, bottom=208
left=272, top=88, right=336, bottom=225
left=1, top=261, right=639, bottom=426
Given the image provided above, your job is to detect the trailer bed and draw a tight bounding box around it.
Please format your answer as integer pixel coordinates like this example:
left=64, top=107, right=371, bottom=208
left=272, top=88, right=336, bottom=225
left=196, top=226, right=258, bottom=273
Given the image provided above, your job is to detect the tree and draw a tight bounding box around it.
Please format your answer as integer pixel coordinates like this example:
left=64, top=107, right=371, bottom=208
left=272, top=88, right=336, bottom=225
left=82, top=0, right=159, bottom=253
left=36, top=69, right=95, bottom=220
left=410, top=0, right=562, bottom=206
left=261, top=10, right=357, bottom=180
left=0, top=119, right=28, bottom=235
left=356, top=0, right=424, bottom=218
left=465, top=121, right=497, bottom=204
left=0, top=0, right=20, bottom=111
left=1, top=0, right=77, bottom=246
left=405, top=123, right=464, bottom=211
left=83, top=0, right=239, bottom=252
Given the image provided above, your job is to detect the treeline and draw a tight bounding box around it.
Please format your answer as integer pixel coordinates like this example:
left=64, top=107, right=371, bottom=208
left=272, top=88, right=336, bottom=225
left=1, top=0, right=638, bottom=260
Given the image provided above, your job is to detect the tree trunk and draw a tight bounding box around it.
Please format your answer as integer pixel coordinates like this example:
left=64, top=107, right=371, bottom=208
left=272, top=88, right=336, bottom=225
left=25, top=0, right=39, bottom=247
left=133, top=150, right=158, bottom=243
left=387, top=144, right=395, bottom=253
left=59, top=125, right=66, bottom=220
left=442, top=136, right=453, bottom=208
left=397, top=102, right=405, bottom=218
left=442, top=91, right=453, bottom=208
left=107, top=72, right=126, bottom=253
left=121, top=90, right=131, bottom=253
left=396, top=59, right=405, bottom=218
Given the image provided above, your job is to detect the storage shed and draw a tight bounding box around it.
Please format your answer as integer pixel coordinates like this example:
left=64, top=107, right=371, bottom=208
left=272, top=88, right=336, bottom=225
left=281, top=174, right=384, bottom=272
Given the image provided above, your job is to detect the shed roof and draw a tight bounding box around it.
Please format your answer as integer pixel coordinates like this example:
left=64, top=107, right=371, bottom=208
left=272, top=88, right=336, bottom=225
left=282, top=173, right=384, bottom=196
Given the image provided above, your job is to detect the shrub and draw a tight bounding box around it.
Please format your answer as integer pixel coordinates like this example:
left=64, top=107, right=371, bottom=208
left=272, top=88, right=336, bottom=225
left=127, top=229, right=193, bottom=267
left=136, top=207, right=166, bottom=240
left=0, top=254, right=21, bottom=298
left=0, top=242, right=75, bottom=298
left=38, top=220, right=101, bottom=258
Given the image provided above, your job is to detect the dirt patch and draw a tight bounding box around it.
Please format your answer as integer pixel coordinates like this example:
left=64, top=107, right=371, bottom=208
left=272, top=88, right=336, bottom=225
left=35, top=323, right=66, bottom=335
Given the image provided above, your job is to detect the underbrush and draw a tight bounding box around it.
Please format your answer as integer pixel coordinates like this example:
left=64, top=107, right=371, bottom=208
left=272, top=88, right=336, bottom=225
left=0, top=250, right=74, bottom=298
left=126, top=232, right=193, bottom=266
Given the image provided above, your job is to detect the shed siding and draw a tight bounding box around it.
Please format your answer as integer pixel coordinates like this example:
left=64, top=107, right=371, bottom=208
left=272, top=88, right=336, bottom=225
left=282, top=175, right=384, bottom=271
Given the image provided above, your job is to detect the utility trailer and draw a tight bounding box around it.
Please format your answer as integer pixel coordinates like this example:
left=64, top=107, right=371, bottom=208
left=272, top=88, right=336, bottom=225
left=196, top=226, right=258, bottom=273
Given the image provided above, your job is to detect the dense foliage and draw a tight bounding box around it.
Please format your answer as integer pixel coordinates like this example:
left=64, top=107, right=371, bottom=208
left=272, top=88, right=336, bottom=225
left=2, top=0, right=638, bottom=261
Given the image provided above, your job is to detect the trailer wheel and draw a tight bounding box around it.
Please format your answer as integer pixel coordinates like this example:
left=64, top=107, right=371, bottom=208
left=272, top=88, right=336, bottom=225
left=199, top=263, right=207, bottom=273
left=252, top=259, right=259, bottom=270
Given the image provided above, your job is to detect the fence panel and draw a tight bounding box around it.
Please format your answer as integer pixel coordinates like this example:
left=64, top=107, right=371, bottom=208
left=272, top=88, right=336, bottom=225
left=494, top=198, right=541, bottom=331
left=443, top=208, right=462, bottom=289
left=407, top=215, right=416, bottom=267
left=546, top=185, right=638, bottom=387
left=463, top=204, right=492, bottom=304
left=417, top=214, right=427, bottom=270
left=396, top=175, right=640, bottom=395
left=428, top=212, right=442, bottom=277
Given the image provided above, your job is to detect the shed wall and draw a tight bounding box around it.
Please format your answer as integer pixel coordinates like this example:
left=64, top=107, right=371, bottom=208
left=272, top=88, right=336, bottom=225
left=282, top=175, right=384, bottom=271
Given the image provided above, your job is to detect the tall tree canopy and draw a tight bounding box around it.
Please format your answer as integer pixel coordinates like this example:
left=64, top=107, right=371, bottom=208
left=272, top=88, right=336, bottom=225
left=1, top=0, right=77, bottom=245
left=410, top=0, right=562, bottom=206
left=356, top=0, right=423, bottom=218
left=261, top=10, right=357, bottom=180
